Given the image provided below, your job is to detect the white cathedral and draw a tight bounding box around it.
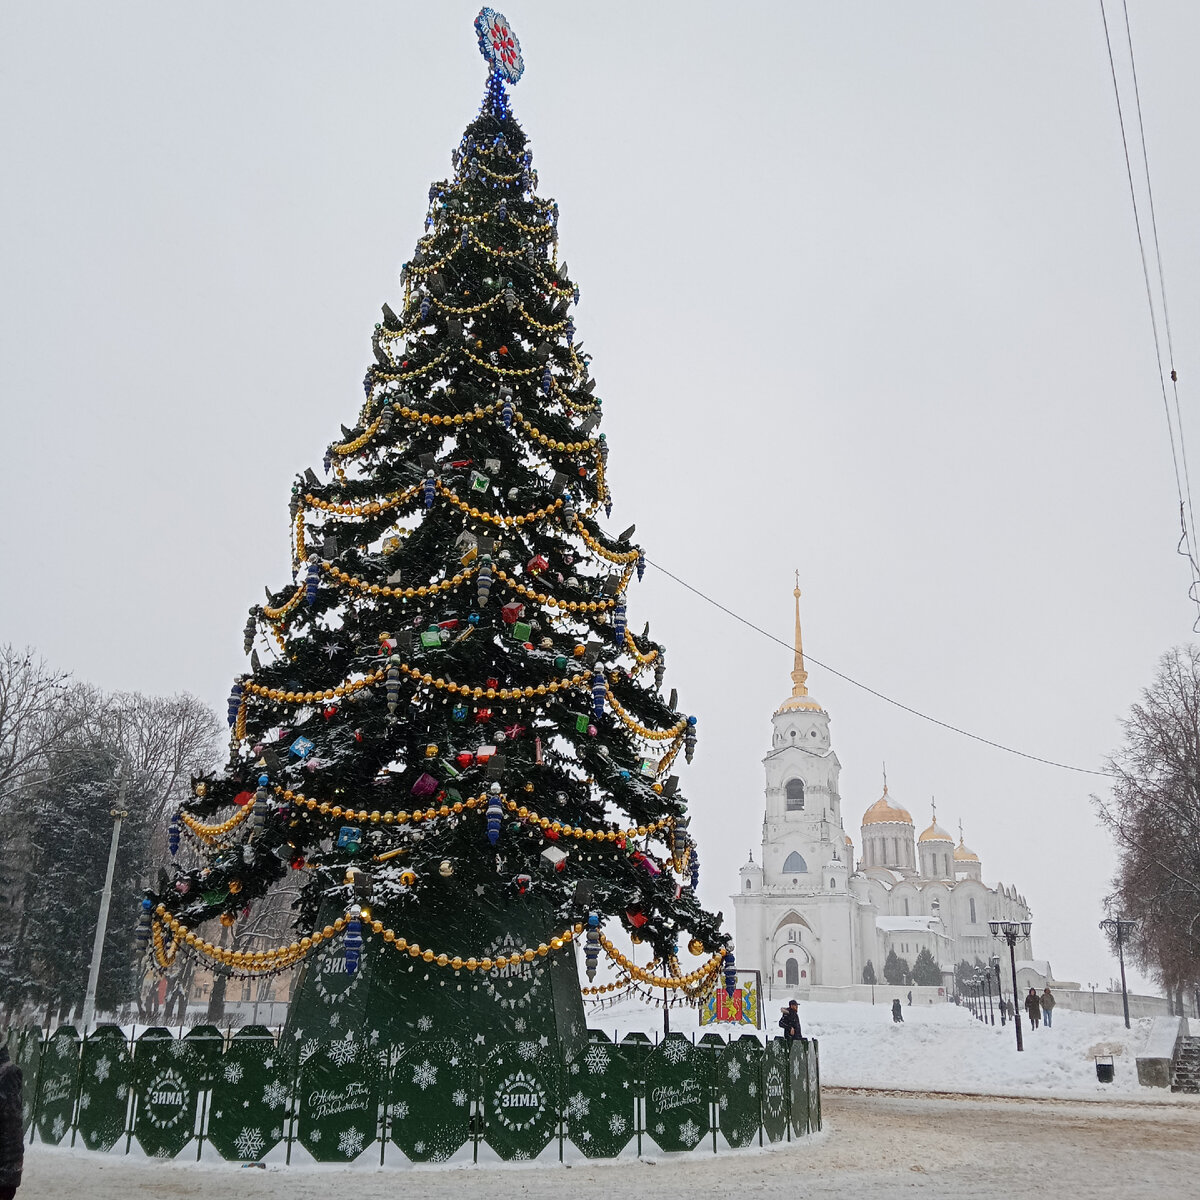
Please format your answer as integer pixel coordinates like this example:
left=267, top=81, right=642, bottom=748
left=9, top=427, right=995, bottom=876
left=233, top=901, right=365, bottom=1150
left=732, top=585, right=1033, bottom=993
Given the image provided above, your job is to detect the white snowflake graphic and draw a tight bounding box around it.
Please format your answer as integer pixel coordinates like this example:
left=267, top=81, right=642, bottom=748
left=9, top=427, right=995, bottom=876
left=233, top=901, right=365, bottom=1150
left=718, top=1093, right=729, bottom=1110
left=93, top=1055, right=112, bottom=1083
left=513, top=1017, right=526, bottom=1032
left=337, top=1126, right=365, bottom=1158
left=662, top=1039, right=688, bottom=1066
left=565, top=1091, right=590, bottom=1120
left=223, top=1061, right=244, bottom=1085
left=328, top=1011, right=341, bottom=1029
left=584, top=1044, right=610, bottom=1075
left=309, top=1129, right=322, bottom=1143
left=413, top=1140, right=425, bottom=1155
left=298, top=1038, right=320, bottom=1065
left=451, top=1089, right=467, bottom=1107
left=416, top=1015, right=434, bottom=1032
left=116, top=1083, right=128, bottom=1100
left=517, top=1040, right=539, bottom=1061
left=327, top=1035, right=357, bottom=1068
left=169, top=1039, right=190, bottom=1059
left=233, top=1125, right=266, bottom=1160
left=393, top=1101, right=409, bottom=1120
left=747, top=1080, right=757, bottom=1098
left=79, top=1093, right=91, bottom=1111
left=726, top=1058, right=742, bottom=1083
left=608, top=1114, right=627, bottom=1135
left=51, top=1115, right=66, bottom=1142
left=54, top=1037, right=75, bottom=1059
left=569, top=1062, right=580, bottom=1075
left=262, top=1080, right=288, bottom=1110
left=270, top=1126, right=282, bottom=1140
left=412, top=1059, right=438, bottom=1090
left=678, top=1118, right=701, bottom=1144
left=654, top=1121, right=665, bottom=1135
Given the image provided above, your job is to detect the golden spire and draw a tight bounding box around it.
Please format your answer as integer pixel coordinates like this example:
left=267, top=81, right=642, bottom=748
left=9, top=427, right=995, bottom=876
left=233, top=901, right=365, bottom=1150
left=790, top=571, right=809, bottom=698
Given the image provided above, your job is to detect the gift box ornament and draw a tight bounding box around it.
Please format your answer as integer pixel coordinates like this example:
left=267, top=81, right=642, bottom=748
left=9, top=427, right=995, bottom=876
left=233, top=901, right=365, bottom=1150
left=526, top=554, right=548, bottom=575
left=337, top=825, right=362, bottom=852
left=289, top=736, right=314, bottom=760
left=512, top=621, right=532, bottom=643
left=501, top=600, right=525, bottom=625
left=486, top=753, right=506, bottom=780
left=541, top=845, right=568, bottom=873
left=469, top=469, right=490, bottom=495
left=420, top=629, right=443, bottom=649
left=411, top=772, right=439, bottom=797
left=475, top=744, right=497, bottom=762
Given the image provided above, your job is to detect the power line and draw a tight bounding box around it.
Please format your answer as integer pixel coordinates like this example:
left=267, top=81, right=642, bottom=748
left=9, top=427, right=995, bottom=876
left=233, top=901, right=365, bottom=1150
left=1099, top=0, right=1200, bottom=625
left=646, top=557, right=1113, bottom=778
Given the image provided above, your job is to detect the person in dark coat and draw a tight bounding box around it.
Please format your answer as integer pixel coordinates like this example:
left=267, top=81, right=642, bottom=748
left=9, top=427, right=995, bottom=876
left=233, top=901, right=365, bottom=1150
left=0, top=1044, right=23, bottom=1200
left=891, top=998, right=903, bottom=1023
left=1025, top=987, right=1041, bottom=1030
left=778, top=1000, right=801, bottom=1040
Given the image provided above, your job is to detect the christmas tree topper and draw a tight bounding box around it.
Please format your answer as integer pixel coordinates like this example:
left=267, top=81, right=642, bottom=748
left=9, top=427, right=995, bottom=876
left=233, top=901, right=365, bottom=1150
left=475, top=8, right=524, bottom=83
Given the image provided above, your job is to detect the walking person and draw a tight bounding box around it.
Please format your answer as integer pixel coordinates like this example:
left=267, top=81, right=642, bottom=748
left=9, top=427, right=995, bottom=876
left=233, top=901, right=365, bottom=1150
left=891, top=998, right=904, bottom=1023
left=1025, top=987, right=1041, bottom=1031
left=1041, top=987, right=1055, bottom=1028
left=0, top=1044, right=23, bottom=1200
left=778, top=999, right=801, bottom=1040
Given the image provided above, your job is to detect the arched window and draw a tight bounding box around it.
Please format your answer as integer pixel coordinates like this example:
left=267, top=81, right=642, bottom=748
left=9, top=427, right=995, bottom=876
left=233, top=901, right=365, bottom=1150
left=782, top=851, right=808, bottom=874
left=969, top=897, right=977, bottom=924
left=785, top=958, right=799, bottom=986
left=829, top=878, right=836, bottom=890
left=785, top=778, right=805, bottom=811
left=745, top=878, right=752, bottom=891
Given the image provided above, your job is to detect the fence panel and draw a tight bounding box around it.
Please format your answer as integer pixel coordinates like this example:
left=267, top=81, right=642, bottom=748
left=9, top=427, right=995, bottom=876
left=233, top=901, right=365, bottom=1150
left=482, top=1039, right=561, bottom=1161
left=296, top=1037, right=379, bottom=1162
left=761, top=1037, right=789, bottom=1143
left=76, top=1026, right=131, bottom=1152
left=717, top=1035, right=762, bottom=1149
left=35, top=1026, right=80, bottom=1146
left=388, top=1040, right=472, bottom=1163
left=644, top=1033, right=709, bottom=1153
left=563, top=1033, right=636, bottom=1158
left=206, top=1027, right=288, bottom=1163
left=132, top=1027, right=203, bottom=1159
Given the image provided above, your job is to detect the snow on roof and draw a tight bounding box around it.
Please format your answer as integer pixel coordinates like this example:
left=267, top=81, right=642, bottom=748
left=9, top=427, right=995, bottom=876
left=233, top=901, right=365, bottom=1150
left=875, top=915, right=947, bottom=934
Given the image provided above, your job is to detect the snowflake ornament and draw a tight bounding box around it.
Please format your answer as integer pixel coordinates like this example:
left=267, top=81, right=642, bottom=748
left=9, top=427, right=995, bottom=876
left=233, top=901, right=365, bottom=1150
left=474, top=8, right=524, bottom=83
left=338, top=1126, right=365, bottom=1158
left=233, top=1125, right=266, bottom=1160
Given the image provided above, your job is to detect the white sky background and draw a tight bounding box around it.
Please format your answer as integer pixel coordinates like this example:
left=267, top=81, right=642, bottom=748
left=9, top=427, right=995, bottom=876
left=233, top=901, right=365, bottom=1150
left=2, top=2, right=1197, bottom=998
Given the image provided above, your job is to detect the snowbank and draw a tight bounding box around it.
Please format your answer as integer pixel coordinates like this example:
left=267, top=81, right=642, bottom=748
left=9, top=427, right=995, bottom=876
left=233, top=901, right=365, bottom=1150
left=588, top=997, right=1155, bottom=1099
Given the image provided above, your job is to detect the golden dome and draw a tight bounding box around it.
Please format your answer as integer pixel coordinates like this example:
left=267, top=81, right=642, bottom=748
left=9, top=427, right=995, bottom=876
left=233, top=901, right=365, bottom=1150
left=861, top=788, right=913, bottom=827
left=844, top=835, right=853, bottom=846
left=954, top=830, right=979, bottom=862
left=918, top=821, right=954, bottom=844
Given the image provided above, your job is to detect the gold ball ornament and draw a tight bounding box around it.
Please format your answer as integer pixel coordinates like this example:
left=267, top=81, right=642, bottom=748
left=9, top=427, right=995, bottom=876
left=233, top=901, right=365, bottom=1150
left=219, top=913, right=235, bottom=927
left=688, top=938, right=705, bottom=956
left=400, top=869, right=416, bottom=886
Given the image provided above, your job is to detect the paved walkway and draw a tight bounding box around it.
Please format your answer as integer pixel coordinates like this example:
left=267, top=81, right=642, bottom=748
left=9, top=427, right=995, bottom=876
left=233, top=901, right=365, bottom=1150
left=18, top=1089, right=1200, bottom=1198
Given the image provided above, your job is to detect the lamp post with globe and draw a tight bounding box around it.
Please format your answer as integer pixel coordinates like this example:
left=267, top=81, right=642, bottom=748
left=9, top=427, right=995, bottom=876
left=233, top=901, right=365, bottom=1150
left=989, top=918, right=1031, bottom=1052
left=1099, top=915, right=1139, bottom=1030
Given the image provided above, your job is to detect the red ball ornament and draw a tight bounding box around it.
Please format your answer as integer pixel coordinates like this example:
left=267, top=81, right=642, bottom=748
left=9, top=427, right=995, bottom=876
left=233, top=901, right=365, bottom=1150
left=233, top=790, right=253, bottom=807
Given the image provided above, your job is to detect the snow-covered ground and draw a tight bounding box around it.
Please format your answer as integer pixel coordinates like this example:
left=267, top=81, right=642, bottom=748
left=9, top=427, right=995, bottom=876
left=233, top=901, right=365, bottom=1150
left=589, top=996, right=1160, bottom=1098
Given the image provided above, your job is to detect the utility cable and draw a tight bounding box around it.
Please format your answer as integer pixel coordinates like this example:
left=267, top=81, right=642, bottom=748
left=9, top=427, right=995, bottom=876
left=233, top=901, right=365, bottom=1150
left=646, top=557, right=1113, bottom=778
left=1099, top=0, right=1200, bottom=625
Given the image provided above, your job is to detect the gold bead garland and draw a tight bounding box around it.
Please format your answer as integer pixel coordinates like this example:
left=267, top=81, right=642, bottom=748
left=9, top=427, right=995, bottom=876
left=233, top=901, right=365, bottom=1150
left=513, top=411, right=598, bottom=454
left=280, top=784, right=489, bottom=828
left=302, top=486, right=420, bottom=517
left=624, top=630, right=660, bottom=666
left=434, top=479, right=564, bottom=527
left=242, top=667, right=386, bottom=706
left=321, top=560, right=475, bottom=600
left=493, top=565, right=628, bottom=613
left=330, top=411, right=385, bottom=457
left=460, top=345, right=542, bottom=378
left=373, top=350, right=450, bottom=381
left=262, top=585, right=305, bottom=622
left=500, top=797, right=671, bottom=844
left=180, top=805, right=254, bottom=842
left=604, top=688, right=687, bottom=741
left=572, top=519, right=640, bottom=565
left=394, top=398, right=502, bottom=427
left=598, top=934, right=726, bottom=990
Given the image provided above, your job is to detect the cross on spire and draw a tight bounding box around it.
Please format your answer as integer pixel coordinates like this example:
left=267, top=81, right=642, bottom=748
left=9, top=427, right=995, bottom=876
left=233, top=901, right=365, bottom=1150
left=789, top=573, right=809, bottom=698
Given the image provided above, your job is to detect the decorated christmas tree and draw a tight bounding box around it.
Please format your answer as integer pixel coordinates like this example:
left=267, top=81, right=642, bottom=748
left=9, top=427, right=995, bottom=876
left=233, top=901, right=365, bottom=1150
left=147, top=9, right=733, bottom=1049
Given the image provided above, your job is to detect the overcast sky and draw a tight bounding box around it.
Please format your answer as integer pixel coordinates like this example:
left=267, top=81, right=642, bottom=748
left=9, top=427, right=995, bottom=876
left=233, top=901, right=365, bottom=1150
left=3, top=2, right=1198, bottom=996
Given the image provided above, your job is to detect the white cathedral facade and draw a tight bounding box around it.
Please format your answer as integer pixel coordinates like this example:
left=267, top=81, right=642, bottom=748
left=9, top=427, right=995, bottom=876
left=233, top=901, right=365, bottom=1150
left=732, top=586, right=1032, bottom=994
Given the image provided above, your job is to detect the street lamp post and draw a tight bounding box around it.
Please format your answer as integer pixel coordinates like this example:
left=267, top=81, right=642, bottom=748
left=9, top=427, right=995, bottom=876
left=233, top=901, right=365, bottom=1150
left=992, top=955, right=1005, bottom=1025
left=989, top=918, right=1031, bottom=1052
left=81, top=762, right=130, bottom=1032
left=983, top=968, right=994, bottom=1026
left=1089, top=982, right=1097, bottom=1014
left=1099, top=915, right=1139, bottom=1030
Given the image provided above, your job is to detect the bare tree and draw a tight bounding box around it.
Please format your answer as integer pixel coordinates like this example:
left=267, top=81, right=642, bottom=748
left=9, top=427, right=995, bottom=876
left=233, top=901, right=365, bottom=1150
left=1095, top=645, right=1200, bottom=1001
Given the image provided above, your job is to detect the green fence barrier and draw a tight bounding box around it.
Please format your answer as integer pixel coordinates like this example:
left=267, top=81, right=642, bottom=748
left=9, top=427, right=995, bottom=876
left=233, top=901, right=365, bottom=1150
left=4, top=1022, right=819, bottom=1164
